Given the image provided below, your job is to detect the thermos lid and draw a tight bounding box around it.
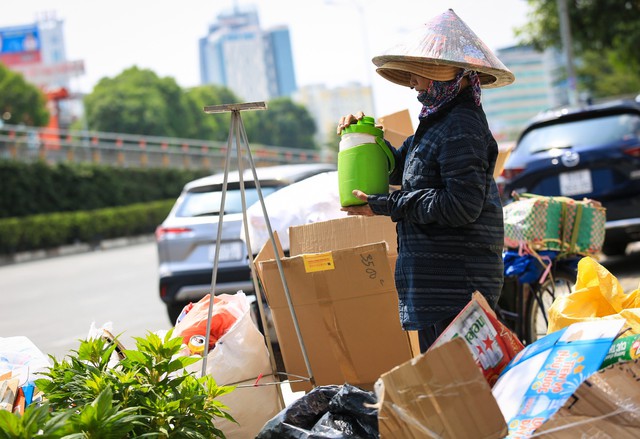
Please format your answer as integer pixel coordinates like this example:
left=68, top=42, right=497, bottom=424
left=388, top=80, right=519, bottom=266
left=341, top=116, right=383, bottom=137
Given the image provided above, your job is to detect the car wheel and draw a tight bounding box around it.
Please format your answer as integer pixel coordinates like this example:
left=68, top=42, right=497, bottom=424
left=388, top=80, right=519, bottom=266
left=602, top=241, right=628, bottom=257
left=167, top=301, right=190, bottom=326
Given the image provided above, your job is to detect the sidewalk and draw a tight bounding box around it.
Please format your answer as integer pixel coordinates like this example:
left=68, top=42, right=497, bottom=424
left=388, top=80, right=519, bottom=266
left=0, top=234, right=156, bottom=267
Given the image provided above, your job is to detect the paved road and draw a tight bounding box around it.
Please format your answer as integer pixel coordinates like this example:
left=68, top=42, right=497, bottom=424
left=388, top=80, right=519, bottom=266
left=0, top=242, right=172, bottom=359
left=599, top=242, right=640, bottom=293
left=1, top=241, right=638, bottom=361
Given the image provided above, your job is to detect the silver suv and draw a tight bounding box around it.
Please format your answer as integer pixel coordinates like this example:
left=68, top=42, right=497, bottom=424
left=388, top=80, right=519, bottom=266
left=155, top=163, right=337, bottom=323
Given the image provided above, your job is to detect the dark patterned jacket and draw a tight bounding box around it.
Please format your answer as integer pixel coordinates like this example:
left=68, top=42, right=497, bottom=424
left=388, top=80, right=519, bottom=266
left=368, top=87, right=504, bottom=330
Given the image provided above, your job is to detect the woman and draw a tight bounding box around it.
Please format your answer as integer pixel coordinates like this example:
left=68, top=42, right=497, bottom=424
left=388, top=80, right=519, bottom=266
left=338, top=9, right=515, bottom=352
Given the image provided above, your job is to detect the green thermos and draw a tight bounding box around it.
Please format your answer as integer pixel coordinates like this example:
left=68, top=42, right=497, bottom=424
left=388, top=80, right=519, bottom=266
left=337, top=116, right=395, bottom=207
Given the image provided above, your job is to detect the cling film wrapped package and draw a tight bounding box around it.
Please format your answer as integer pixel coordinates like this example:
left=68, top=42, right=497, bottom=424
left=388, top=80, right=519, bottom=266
left=601, top=334, right=640, bottom=368
left=503, top=193, right=606, bottom=255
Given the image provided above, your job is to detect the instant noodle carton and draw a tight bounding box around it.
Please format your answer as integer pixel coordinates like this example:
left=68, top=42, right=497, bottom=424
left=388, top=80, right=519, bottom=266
left=429, top=291, right=524, bottom=386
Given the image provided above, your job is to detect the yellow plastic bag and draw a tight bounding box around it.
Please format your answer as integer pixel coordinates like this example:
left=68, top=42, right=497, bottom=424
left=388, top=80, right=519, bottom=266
left=547, top=256, right=640, bottom=334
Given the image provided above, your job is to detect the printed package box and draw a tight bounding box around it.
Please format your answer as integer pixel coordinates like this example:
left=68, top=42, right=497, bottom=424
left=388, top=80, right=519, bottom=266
left=429, top=292, right=524, bottom=386
left=492, top=319, right=625, bottom=438
left=254, top=216, right=416, bottom=392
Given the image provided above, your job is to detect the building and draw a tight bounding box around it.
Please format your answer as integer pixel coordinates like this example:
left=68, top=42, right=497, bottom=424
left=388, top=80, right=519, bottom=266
left=0, top=13, right=85, bottom=128
left=482, top=45, right=568, bottom=141
left=199, top=6, right=297, bottom=102
left=294, top=82, right=375, bottom=149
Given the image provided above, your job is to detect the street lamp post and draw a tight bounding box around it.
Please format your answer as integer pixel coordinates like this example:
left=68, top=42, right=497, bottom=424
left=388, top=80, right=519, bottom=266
left=557, top=0, right=579, bottom=106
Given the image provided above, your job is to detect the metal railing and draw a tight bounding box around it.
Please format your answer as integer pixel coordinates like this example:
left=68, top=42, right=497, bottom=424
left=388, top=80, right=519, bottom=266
left=0, top=123, right=336, bottom=172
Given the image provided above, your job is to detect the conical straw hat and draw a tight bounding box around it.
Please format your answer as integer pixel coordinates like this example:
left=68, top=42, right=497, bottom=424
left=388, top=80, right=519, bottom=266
left=372, top=9, right=515, bottom=89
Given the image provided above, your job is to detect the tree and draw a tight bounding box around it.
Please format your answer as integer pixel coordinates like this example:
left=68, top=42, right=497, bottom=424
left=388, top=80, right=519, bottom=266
left=183, top=84, right=241, bottom=141
left=0, top=62, right=49, bottom=126
left=243, top=97, right=318, bottom=150
left=515, top=0, right=640, bottom=98
left=83, top=66, right=194, bottom=137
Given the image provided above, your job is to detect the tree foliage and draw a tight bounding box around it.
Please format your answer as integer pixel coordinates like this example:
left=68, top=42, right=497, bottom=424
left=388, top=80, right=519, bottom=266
left=183, top=84, right=240, bottom=141
left=83, top=66, right=194, bottom=137
left=0, top=62, right=49, bottom=126
left=82, top=67, right=318, bottom=149
left=516, top=0, right=640, bottom=97
left=243, top=97, right=318, bottom=150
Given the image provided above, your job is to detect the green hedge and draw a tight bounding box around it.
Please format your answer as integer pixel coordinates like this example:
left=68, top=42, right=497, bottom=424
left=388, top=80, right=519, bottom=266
left=0, top=200, right=174, bottom=254
left=0, top=159, right=208, bottom=218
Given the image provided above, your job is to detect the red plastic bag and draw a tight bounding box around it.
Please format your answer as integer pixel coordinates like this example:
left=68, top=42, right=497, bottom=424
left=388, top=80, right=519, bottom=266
left=173, top=294, right=238, bottom=349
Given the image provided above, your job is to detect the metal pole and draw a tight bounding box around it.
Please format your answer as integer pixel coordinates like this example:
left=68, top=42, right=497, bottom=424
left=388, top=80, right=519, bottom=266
left=557, top=0, right=579, bottom=106
left=237, top=111, right=316, bottom=387
left=200, top=112, right=235, bottom=377
left=232, top=110, right=285, bottom=408
left=201, top=101, right=316, bottom=390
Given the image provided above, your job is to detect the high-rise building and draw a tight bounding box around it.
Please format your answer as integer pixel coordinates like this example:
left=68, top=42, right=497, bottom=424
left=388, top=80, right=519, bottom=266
left=0, top=13, right=85, bottom=128
left=199, top=6, right=297, bottom=102
left=482, top=45, right=568, bottom=141
left=0, top=13, right=83, bottom=90
left=295, top=82, right=374, bottom=149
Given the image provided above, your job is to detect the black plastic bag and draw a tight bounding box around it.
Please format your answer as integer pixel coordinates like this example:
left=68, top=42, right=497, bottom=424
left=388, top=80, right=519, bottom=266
left=256, top=384, right=379, bottom=439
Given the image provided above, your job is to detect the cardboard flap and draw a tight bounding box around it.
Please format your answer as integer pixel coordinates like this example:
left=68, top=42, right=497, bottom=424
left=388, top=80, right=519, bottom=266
left=376, top=337, right=507, bottom=439
left=253, top=230, right=285, bottom=280
left=289, top=216, right=397, bottom=257
left=378, top=109, right=414, bottom=148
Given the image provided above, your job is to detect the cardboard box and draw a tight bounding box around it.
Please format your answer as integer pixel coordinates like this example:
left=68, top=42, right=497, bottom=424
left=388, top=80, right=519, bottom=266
left=255, top=216, right=415, bottom=392
left=379, top=109, right=414, bottom=148
left=494, top=141, right=514, bottom=178
left=536, top=359, right=640, bottom=438
left=376, top=337, right=508, bottom=439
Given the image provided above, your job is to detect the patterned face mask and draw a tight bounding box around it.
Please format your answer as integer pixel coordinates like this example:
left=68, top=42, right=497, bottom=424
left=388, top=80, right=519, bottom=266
left=417, top=70, right=482, bottom=120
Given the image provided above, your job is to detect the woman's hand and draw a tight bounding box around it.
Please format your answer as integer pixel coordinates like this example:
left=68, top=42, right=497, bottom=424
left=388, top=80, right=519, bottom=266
left=340, top=190, right=376, bottom=216
left=337, top=111, right=365, bottom=135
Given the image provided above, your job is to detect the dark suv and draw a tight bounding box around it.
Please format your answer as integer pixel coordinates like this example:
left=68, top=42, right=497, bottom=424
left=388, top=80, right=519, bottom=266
left=155, top=163, right=336, bottom=323
left=498, top=97, right=640, bottom=256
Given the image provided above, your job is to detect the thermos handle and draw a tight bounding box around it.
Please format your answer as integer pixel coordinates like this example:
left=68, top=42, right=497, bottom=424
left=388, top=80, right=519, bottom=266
left=375, top=137, right=396, bottom=175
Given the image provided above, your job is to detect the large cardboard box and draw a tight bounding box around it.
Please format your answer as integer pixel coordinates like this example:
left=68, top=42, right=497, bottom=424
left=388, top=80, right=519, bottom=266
left=255, top=216, right=415, bottom=392
left=376, top=337, right=508, bottom=439
left=536, top=359, right=640, bottom=438
left=378, top=109, right=414, bottom=148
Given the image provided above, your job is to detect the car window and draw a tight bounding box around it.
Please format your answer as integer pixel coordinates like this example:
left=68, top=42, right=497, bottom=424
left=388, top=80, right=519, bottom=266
left=175, top=187, right=278, bottom=217
left=512, top=113, right=640, bottom=160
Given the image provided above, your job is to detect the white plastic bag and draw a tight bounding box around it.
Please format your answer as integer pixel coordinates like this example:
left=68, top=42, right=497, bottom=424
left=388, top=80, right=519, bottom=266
left=186, top=292, right=280, bottom=438
left=0, top=336, right=51, bottom=385
left=242, top=171, right=347, bottom=254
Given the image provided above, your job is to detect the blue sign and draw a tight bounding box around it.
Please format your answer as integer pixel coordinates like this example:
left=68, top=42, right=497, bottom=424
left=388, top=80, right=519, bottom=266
left=0, top=24, right=41, bottom=54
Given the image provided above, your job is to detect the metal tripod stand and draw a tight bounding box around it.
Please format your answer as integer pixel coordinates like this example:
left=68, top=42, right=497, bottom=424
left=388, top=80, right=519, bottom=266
left=199, top=101, right=315, bottom=407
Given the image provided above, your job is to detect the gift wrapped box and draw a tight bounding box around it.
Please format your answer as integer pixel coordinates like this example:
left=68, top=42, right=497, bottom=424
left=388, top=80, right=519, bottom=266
left=504, top=194, right=606, bottom=255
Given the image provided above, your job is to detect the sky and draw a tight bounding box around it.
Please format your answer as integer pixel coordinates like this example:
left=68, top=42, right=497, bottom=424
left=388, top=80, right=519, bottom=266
left=2, top=0, right=530, bottom=120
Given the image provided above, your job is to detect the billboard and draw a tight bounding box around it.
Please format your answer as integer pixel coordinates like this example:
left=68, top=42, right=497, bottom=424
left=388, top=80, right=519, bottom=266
left=0, top=24, right=42, bottom=66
